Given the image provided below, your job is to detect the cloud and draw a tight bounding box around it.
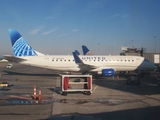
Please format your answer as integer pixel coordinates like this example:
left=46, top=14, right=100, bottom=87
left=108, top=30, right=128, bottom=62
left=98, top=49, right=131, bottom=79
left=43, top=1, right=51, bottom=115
left=106, top=13, right=121, bottom=20
left=49, top=0, right=77, bottom=19
left=30, top=26, right=44, bottom=35
left=58, top=28, right=78, bottom=37
left=31, top=29, right=40, bottom=35
left=42, top=27, right=60, bottom=35
left=45, top=16, right=56, bottom=20
left=71, top=29, right=79, bottom=32
left=106, top=13, right=130, bottom=20
left=58, top=33, right=69, bottom=37
left=121, top=13, right=130, bottom=18
left=86, top=0, right=108, bottom=12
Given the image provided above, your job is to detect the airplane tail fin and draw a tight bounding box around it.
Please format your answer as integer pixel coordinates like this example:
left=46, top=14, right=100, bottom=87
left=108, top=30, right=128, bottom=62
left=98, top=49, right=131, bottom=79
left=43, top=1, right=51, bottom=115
left=72, top=52, right=83, bottom=64
left=82, top=45, right=92, bottom=55
left=9, top=29, right=39, bottom=57
left=74, top=50, right=80, bottom=55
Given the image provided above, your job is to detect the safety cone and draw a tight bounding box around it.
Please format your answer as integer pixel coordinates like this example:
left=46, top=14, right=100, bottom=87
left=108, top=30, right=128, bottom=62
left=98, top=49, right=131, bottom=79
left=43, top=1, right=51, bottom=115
left=117, top=75, right=119, bottom=80
left=33, top=84, right=37, bottom=100
left=38, top=90, right=42, bottom=100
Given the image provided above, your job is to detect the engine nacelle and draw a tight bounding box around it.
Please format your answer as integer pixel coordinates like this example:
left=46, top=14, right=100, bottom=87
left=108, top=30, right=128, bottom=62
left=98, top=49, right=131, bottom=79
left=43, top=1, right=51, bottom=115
left=102, top=69, right=115, bottom=77
left=97, top=71, right=102, bottom=75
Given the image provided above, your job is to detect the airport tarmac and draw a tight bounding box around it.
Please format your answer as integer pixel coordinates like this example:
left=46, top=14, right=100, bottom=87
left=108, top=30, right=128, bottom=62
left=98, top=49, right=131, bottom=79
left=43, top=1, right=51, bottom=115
left=0, top=62, right=160, bottom=120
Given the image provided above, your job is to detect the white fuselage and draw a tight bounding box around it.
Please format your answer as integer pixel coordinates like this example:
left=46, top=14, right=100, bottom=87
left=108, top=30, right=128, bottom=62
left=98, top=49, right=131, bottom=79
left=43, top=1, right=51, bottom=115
left=16, top=55, right=156, bottom=73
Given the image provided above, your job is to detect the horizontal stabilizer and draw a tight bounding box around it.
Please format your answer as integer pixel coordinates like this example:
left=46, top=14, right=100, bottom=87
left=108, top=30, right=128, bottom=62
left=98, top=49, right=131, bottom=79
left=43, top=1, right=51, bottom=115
left=3, top=55, right=27, bottom=62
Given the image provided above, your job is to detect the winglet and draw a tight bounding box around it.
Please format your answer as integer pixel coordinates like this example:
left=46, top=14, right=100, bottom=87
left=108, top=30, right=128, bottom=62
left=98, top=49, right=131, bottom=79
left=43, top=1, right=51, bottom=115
left=82, top=45, right=92, bottom=55
left=72, top=52, right=84, bottom=64
left=9, top=29, right=37, bottom=57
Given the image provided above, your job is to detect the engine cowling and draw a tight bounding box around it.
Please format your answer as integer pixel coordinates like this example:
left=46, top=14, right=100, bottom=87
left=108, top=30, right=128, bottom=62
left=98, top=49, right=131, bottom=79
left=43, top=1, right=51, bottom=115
left=102, top=69, right=115, bottom=77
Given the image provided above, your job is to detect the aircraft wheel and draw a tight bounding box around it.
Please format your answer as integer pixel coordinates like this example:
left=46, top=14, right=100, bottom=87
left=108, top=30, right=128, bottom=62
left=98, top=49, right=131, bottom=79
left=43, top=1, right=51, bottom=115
left=85, top=91, right=91, bottom=95
left=61, top=92, right=68, bottom=96
left=126, top=81, right=129, bottom=85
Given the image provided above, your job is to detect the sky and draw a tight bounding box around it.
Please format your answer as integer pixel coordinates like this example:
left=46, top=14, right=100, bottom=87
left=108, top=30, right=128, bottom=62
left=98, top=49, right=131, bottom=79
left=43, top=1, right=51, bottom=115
left=0, top=0, right=160, bottom=57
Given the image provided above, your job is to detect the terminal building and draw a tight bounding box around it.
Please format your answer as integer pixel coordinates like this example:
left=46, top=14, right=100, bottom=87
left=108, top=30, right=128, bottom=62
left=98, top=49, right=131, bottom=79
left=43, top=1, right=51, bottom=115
left=120, top=46, right=160, bottom=67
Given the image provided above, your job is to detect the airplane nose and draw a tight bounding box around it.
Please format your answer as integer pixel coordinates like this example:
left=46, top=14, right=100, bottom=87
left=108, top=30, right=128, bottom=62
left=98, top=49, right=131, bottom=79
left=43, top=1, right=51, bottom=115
left=137, top=58, right=157, bottom=71
left=150, top=63, right=157, bottom=71
left=143, top=58, right=157, bottom=71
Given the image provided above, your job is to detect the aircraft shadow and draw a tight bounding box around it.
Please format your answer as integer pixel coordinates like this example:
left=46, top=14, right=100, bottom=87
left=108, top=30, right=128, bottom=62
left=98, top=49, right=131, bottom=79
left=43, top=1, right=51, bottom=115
left=92, top=74, right=160, bottom=95
left=2, top=70, right=59, bottom=77
left=48, top=106, right=160, bottom=120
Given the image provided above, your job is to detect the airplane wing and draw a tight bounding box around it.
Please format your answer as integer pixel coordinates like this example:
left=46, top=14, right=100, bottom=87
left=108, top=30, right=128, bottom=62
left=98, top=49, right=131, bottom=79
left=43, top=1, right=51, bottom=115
left=3, top=55, right=27, bottom=62
left=72, top=52, right=96, bottom=70
left=72, top=52, right=115, bottom=76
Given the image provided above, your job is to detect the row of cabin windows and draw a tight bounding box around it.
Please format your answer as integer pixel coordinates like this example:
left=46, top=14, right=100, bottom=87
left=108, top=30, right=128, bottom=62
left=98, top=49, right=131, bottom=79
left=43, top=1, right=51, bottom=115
left=52, top=59, right=135, bottom=62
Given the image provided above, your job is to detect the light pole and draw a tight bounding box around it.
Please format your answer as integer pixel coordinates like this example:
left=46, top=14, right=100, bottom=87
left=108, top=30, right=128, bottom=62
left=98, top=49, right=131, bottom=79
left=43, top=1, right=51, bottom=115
left=98, top=43, right=99, bottom=54
left=111, top=47, right=113, bottom=55
left=131, top=40, right=134, bottom=48
left=154, top=36, right=156, bottom=53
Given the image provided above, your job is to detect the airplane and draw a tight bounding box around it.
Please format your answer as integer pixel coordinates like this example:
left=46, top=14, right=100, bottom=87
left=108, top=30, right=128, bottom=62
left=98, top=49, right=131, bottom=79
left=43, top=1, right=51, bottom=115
left=4, top=29, right=156, bottom=77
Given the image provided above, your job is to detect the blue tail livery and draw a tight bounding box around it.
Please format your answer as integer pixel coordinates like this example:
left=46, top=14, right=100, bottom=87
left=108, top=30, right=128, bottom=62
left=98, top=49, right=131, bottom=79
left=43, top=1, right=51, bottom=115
left=82, top=45, right=92, bottom=55
left=72, top=52, right=83, bottom=64
left=9, top=29, right=37, bottom=57
left=74, top=50, right=80, bottom=55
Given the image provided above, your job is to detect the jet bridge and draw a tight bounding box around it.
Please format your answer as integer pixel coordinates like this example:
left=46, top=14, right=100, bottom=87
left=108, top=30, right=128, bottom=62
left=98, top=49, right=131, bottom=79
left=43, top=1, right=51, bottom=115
left=60, top=74, right=92, bottom=96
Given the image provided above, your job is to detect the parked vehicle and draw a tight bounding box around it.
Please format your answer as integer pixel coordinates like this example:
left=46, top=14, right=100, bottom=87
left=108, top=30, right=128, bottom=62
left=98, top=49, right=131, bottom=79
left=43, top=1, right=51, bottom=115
left=6, top=63, right=13, bottom=68
left=126, top=74, right=140, bottom=85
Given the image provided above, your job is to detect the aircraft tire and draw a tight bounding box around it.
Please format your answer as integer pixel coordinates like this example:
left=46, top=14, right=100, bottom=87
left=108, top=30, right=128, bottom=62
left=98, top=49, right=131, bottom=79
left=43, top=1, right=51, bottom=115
left=61, top=92, right=68, bottom=96
left=85, top=91, right=91, bottom=95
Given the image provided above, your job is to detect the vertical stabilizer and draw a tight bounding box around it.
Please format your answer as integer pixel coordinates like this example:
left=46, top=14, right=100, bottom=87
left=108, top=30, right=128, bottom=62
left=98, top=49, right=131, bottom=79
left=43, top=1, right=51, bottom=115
left=9, top=29, right=37, bottom=57
left=72, top=52, right=83, bottom=64
left=82, top=45, right=92, bottom=55
left=74, top=50, right=80, bottom=55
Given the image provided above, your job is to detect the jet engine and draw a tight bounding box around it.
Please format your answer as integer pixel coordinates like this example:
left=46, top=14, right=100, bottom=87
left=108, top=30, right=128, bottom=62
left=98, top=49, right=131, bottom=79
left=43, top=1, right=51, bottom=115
left=101, top=69, right=115, bottom=77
